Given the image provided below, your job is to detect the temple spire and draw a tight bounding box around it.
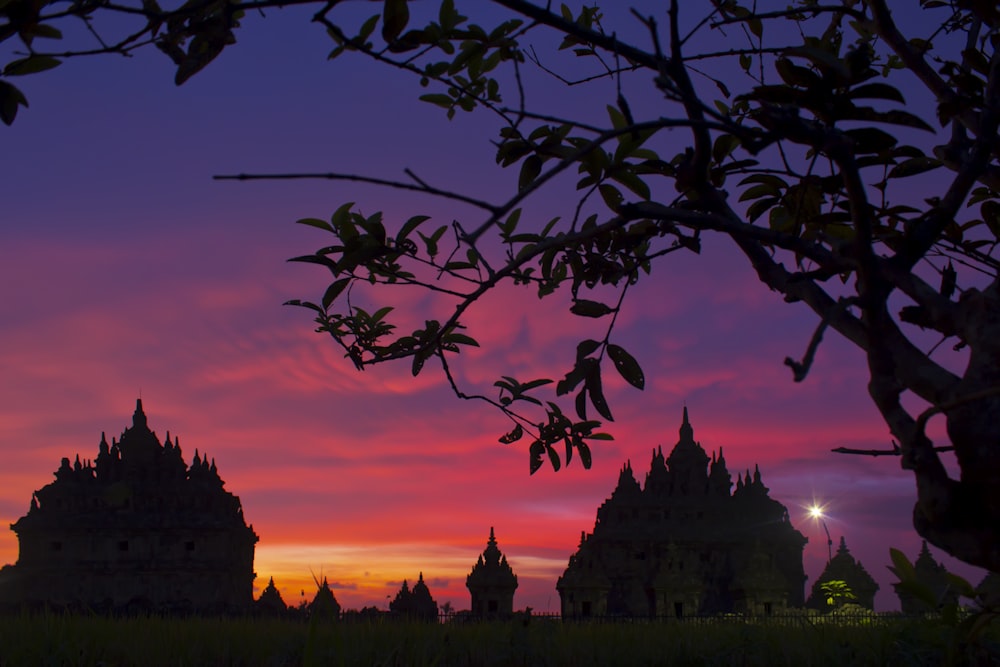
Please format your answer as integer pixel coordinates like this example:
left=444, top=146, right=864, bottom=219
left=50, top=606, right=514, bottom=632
left=679, top=406, right=693, bottom=441
left=132, top=398, right=148, bottom=430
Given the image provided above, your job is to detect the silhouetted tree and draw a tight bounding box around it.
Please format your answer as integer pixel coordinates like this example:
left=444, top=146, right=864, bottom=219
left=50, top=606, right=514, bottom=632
left=5, top=2, right=1000, bottom=575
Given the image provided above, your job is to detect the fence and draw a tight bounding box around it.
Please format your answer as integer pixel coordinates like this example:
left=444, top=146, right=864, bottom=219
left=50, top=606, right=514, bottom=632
left=432, top=610, right=931, bottom=627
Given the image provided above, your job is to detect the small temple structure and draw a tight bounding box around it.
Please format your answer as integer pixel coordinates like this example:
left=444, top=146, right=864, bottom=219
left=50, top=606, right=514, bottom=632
left=806, top=537, right=879, bottom=610
left=308, top=577, right=342, bottom=619
left=466, top=527, right=518, bottom=616
left=255, top=577, right=289, bottom=616
left=1, top=400, right=258, bottom=613
left=557, top=409, right=807, bottom=618
left=390, top=573, right=438, bottom=620
left=893, top=541, right=957, bottom=613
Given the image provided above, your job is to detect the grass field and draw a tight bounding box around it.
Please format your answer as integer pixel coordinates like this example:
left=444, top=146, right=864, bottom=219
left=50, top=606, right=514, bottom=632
left=0, top=612, right=996, bottom=666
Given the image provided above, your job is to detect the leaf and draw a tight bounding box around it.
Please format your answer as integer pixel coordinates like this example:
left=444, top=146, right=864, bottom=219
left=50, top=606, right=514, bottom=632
left=288, top=254, right=338, bottom=271
left=574, top=388, right=587, bottom=420
left=321, top=278, right=351, bottom=309
left=411, top=349, right=429, bottom=376
left=775, top=58, right=819, bottom=88
left=382, top=0, right=410, bottom=43
left=610, top=169, right=650, bottom=200
left=296, top=217, right=333, bottom=232
left=848, top=82, right=905, bottom=103
left=787, top=46, right=849, bottom=81
left=607, top=344, right=644, bottom=389
left=944, top=572, right=977, bottom=599
left=570, top=300, right=613, bottom=318
left=396, top=214, right=430, bottom=244
left=888, top=547, right=916, bottom=581
left=888, top=157, right=942, bottom=179
left=330, top=202, right=355, bottom=231
left=576, top=339, right=601, bottom=361
left=982, top=201, right=1000, bottom=238
left=520, top=378, right=553, bottom=391
left=3, top=56, right=61, bottom=77
left=283, top=299, right=323, bottom=314
left=598, top=183, right=623, bottom=210
left=0, top=80, right=28, bottom=126
left=585, top=364, right=613, bottom=421
left=498, top=423, right=523, bottom=444
left=529, top=440, right=545, bottom=474
left=519, top=155, right=542, bottom=191
left=443, top=332, right=479, bottom=347
left=606, top=104, right=627, bottom=130
left=578, top=441, right=592, bottom=468
left=845, top=127, right=898, bottom=153
left=547, top=444, right=561, bottom=471
left=419, top=93, right=453, bottom=109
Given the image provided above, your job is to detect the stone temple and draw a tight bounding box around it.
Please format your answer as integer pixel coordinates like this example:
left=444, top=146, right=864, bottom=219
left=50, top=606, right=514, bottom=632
left=557, top=409, right=807, bottom=618
left=466, top=527, right=518, bottom=616
left=0, top=400, right=258, bottom=613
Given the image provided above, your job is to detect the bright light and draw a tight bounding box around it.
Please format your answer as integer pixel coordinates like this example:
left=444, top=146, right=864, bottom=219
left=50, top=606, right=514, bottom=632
left=808, top=504, right=825, bottom=519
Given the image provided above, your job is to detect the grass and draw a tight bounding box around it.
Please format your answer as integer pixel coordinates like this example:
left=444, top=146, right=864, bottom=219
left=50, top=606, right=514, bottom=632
left=0, top=612, right=996, bottom=666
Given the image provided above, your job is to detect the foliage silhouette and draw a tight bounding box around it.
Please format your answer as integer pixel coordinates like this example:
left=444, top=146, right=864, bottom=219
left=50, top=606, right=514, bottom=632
left=5, top=1, right=1000, bottom=575
left=820, top=580, right=858, bottom=608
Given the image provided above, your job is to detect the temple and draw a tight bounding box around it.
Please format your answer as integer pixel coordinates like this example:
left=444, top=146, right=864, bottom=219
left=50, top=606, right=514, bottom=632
left=892, top=541, right=957, bottom=613
left=807, top=537, right=879, bottom=609
left=390, top=573, right=438, bottom=620
left=466, top=527, right=518, bottom=616
left=557, top=409, right=807, bottom=617
left=1, top=400, right=258, bottom=613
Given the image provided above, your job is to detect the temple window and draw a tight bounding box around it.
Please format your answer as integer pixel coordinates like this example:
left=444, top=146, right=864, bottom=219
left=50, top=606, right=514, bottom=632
left=118, top=540, right=128, bottom=552
left=185, top=541, right=195, bottom=552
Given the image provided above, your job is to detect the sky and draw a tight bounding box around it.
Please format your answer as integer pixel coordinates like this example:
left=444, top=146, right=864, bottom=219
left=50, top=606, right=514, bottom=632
left=0, top=2, right=985, bottom=612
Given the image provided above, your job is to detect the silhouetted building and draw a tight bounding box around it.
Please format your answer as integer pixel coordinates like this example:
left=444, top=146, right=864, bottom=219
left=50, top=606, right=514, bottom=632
left=466, top=527, right=518, bottom=616
left=256, top=577, right=289, bottom=616
left=807, top=537, right=878, bottom=610
left=2, top=400, right=258, bottom=613
left=893, top=541, right=958, bottom=613
left=390, top=573, right=438, bottom=620
left=308, top=577, right=342, bottom=619
left=557, top=409, right=807, bottom=618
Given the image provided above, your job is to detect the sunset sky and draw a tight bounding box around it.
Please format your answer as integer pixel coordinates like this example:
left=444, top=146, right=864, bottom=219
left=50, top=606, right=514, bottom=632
left=0, top=2, right=983, bottom=612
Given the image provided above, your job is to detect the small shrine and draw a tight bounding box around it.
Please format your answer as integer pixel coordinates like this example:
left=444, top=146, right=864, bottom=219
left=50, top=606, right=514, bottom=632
left=255, top=577, right=288, bottom=616
left=308, top=577, right=342, bottom=618
left=466, top=527, right=518, bottom=616
left=893, top=541, right=958, bottom=613
left=390, top=572, right=438, bottom=620
left=807, top=537, right=879, bottom=610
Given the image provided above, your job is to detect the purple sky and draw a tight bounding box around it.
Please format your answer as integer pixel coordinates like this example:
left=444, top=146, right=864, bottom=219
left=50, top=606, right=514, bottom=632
left=0, top=2, right=983, bottom=611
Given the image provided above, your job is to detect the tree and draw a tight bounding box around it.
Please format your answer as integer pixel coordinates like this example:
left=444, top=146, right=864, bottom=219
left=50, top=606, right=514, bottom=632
left=4, top=1, right=1000, bottom=573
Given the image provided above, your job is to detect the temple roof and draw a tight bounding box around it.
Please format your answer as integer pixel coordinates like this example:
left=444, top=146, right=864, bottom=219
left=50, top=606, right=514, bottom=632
left=665, top=407, right=710, bottom=472
left=467, top=527, right=517, bottom=589
left=817, top=537, right=879, bottom=591
left=12, top=400, right=253, bottom=536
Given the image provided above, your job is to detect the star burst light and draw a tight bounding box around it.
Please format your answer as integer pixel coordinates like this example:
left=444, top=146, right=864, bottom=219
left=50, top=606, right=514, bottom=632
left=807, top=502, right=834, bottom=562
